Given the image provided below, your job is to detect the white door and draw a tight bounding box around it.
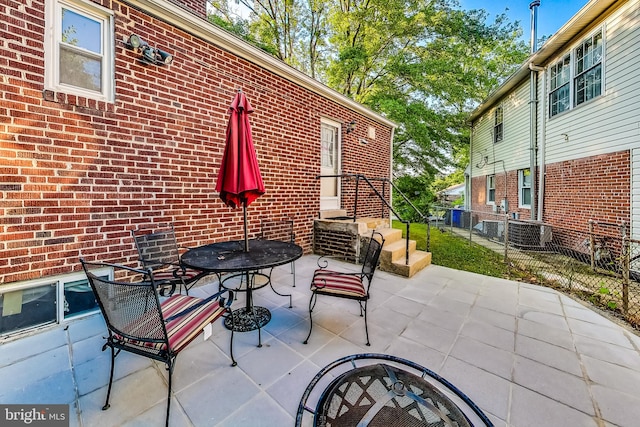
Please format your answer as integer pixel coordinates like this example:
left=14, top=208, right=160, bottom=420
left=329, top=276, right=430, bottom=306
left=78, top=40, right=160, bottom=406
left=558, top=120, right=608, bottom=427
left=320, top=121, right=341, bottom=211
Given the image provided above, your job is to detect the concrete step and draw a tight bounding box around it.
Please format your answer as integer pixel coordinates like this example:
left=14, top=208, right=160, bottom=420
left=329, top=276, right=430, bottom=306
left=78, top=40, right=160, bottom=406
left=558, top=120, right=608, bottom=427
left=355, top=217, right=389, bottom=229
left=319, top=209, right=347, bottom=219
left=373, top=227, right=403, bottom=245
left=383, top=250, right=432, bottom=278
left=380, top=238, right=417, bottom=268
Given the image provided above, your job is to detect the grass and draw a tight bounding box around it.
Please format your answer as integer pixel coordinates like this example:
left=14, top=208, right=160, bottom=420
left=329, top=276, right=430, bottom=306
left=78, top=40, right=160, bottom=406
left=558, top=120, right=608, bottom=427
left=392, top=221, right=512, bottom=278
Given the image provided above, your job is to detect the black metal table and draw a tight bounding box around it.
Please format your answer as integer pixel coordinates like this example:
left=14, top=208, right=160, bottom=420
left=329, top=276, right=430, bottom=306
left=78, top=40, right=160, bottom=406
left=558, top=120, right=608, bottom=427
left=181, top=239, right=302, bottom=344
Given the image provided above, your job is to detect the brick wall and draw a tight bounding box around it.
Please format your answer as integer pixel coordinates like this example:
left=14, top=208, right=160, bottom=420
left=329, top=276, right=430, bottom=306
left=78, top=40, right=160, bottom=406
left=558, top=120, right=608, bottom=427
left=544, top=151, right=630, bottom=230
left=470, top=150, right=631, bottom=232
left=0, top=0, right=392, bottom=284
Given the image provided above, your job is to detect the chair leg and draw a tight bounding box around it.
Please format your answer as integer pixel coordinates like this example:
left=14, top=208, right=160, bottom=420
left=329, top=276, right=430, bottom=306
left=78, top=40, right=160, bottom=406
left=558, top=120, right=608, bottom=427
left=303, top=293, right=317, bottom=344
left=363, top=300, right=370, bottom=346
left=228, top=307, right=237, bottom=367
left=102, top=345, right=116, bottom=411
left=165, top=361, right=173, bottom=427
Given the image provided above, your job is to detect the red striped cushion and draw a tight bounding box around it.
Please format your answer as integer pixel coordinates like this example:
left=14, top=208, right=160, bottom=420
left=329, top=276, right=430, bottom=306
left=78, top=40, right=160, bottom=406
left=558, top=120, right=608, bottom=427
left=115, top=295, right=225, bottom=354
left=311, top=270, right=366, bottom=298
left=163, top=295, right=226, bottom=353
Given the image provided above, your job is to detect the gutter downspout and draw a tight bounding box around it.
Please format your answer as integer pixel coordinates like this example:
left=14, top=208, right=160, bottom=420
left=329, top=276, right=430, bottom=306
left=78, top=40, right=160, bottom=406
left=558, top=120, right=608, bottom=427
left=389, top=127, right=395, bottom=228
left=469, top=125, right=473, bottom=211
left=529, top=0, right=540, bottom=220
left=530, top=63, right=546, bottom=221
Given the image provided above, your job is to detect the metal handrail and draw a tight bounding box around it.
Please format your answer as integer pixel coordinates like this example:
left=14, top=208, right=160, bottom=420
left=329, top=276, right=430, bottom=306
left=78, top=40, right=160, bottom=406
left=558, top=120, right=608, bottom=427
left=316, top=174, right=429, bottom=265
left=368, top=176, right=430, bottom=252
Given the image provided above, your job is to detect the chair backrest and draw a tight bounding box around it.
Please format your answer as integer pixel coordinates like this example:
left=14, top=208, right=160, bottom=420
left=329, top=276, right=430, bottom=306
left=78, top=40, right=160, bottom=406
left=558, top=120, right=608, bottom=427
left=132, top=224, right=181, bottom=270
left=361, top=231, right=384, bottom=284
left=80, top=260, right=169, bottom=350
left=260, top=219, right=295, bottom=243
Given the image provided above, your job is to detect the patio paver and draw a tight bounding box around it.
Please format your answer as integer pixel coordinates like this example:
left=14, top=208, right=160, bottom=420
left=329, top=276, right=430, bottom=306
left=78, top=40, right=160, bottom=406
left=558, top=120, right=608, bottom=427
left=1, top=255, right=640, bottom=426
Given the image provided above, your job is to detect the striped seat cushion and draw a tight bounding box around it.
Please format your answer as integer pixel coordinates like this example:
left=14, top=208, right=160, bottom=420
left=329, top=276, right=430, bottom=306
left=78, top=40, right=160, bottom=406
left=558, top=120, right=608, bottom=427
left=311, top=269, right=367, bottom=298
left=115, top=294, right=225, bottom=354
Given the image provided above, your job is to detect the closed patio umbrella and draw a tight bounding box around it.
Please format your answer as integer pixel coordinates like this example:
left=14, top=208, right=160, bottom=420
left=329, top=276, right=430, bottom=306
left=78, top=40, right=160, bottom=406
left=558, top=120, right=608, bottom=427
left=215, top=89, right=265, bottom=252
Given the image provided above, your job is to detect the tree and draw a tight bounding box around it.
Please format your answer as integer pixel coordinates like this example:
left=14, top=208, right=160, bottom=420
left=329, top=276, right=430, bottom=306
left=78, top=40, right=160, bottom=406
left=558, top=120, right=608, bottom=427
left=208, top=0, right=528, bottom=209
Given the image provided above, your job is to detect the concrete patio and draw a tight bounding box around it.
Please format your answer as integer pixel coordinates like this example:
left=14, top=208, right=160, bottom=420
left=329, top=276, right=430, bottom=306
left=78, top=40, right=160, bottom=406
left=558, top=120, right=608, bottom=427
left=1, top=255, right=640, bottom=426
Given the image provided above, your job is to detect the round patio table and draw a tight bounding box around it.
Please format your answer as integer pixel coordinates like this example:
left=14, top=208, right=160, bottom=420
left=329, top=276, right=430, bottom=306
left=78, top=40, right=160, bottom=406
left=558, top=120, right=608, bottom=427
left=181, top=239, right=302, bottom=344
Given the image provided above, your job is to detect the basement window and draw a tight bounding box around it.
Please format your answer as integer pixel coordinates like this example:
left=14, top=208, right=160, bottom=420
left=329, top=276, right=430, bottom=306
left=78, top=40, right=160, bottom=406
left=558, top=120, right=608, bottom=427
left=0, top=267, right=110, bottom=338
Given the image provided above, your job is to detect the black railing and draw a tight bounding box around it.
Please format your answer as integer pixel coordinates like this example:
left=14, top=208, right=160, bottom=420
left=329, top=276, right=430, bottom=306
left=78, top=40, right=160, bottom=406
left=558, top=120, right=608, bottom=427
left=317, top=174, right=429, bottom=265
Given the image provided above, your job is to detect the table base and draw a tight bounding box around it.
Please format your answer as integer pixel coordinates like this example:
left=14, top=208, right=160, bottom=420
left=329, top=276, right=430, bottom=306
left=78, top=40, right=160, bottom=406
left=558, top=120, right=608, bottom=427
left=224, top=306, right=271, bottom=332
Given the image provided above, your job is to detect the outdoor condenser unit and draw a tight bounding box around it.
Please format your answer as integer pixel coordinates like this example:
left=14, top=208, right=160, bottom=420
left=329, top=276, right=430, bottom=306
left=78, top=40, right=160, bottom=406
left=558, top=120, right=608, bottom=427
left=508, top=220, right=552, bottom=248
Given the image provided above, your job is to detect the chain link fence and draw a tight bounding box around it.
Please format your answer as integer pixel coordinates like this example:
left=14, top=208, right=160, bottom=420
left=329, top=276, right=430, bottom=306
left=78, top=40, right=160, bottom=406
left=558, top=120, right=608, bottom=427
left=434, top=207, right=640, bottom=329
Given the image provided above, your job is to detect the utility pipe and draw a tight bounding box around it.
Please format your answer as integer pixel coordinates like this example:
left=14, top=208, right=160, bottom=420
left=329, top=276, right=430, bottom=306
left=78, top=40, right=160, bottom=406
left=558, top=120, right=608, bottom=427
left=529, top=0, right=540, bottom=220
left=530, top=63, right=546, bottom=221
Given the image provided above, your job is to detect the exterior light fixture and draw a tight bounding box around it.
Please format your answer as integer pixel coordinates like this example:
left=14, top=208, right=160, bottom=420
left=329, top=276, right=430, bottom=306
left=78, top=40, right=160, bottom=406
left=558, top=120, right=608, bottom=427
left=345, top=120, right=356, bottom=134
left=124, top=34, right=173, bottom=65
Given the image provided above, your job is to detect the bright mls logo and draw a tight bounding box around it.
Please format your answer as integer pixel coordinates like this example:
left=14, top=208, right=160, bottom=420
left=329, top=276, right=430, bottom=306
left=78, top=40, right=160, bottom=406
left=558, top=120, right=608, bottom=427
left=1, top=405, right=68, bottom=426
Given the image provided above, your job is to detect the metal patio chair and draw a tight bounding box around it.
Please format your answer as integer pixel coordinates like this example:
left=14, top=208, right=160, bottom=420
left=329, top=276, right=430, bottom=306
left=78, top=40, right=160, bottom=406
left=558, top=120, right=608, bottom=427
left=303, top=230, right=385, bottom=346
left=80, top=259, right=236, bottom=427
left=132, top=223, right=208, bottom=295
left=296, top=353, right=494, bottom=427
left=259, top=218, right=297, bottom=287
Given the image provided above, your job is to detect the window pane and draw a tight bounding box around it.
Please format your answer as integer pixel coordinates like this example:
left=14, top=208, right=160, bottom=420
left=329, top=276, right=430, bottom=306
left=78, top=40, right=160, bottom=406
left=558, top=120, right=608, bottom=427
left=549, top=83, right=570, bottom=116
left=574, top=32, right=603, bottom=107
left=61, top=8, right=101, bottom=53
left=0, top=284, right=57, bottom=335
left=522, top=188, right=531, bottom=205
left=60, top=46, right=102, bottom=91
left=64, top=279, right=98, bottom=318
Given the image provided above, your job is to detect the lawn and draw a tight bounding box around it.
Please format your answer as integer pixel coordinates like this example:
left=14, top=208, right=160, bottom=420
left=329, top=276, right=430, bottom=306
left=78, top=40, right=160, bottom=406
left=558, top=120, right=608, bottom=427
left=392, top=221, right=511, bottom=278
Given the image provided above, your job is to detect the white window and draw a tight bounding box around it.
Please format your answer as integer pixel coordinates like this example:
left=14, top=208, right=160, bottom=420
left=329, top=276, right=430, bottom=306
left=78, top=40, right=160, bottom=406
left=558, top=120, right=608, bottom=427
left=548, top=29, right=603, bottom=117
left=549, top=55, right=570, bottom=117
left=519, top=169, right=532, bottom=208
left=487, top=175, right=496, bottom=204
left=574, top=31, right=603, bottom=107
left=45, top=0, right=114, bottom=101
left=493, top=107, right=503, bottom=143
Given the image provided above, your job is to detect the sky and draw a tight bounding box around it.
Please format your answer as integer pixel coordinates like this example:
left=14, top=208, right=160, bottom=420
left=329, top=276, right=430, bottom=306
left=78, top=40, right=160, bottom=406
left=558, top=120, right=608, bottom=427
left=459, top=0, right=590, bottom=42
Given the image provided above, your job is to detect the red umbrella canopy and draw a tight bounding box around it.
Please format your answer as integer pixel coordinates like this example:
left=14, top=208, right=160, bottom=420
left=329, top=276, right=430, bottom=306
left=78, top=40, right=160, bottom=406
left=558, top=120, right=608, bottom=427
left=215, top=91, right=265, bottom=208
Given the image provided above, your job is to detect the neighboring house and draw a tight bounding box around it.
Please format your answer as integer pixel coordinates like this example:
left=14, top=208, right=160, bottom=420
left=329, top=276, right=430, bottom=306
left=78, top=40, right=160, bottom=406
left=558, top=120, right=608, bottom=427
left=468, top=0, right=637, bottom=241
left=0, top=0, right=395, bottom=335
left=438, top=183, right=465, bottom=205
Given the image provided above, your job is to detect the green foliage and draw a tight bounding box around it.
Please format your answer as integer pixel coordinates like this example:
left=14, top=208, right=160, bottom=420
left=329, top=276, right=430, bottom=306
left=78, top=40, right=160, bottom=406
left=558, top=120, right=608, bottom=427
left=393, top=221, right=509, bottom=277
left=392, top=176, right=434, bottom=222
left=208, top=0, right=529, bottom=209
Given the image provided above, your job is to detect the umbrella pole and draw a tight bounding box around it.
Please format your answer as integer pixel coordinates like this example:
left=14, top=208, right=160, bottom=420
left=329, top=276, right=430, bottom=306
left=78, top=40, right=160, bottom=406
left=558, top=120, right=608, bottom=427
left=243, top=201, right=249, bottom=252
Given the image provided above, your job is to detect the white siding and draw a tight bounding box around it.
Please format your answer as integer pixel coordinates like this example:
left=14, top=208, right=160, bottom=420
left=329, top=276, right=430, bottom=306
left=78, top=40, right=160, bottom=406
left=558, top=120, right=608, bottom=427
left=633, top=148, right=640, bottom=239
left=545, top=1, right=640, bottom=164
left=471, top=80, right=532, bottom=177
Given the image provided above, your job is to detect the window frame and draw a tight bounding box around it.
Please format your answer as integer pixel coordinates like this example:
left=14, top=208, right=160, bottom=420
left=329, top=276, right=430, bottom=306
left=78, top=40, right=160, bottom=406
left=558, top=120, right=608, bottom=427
left=45, top=0, right=115, bottom=102
left=548, top=27, right=604, bottom=118
left=574, top=30, right=603, bottom=107
left=518, top=168, right=532, bottom=208
left=486, top=175, right=496, bottom=205
left=493, top=106, right=503, bottom=143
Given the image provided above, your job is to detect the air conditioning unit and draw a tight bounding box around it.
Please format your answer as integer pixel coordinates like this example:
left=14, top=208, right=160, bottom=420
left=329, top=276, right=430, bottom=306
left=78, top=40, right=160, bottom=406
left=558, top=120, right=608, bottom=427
left=481, top=220, right=504, bottom=240
left=508, top=220, right=552, bottom=249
